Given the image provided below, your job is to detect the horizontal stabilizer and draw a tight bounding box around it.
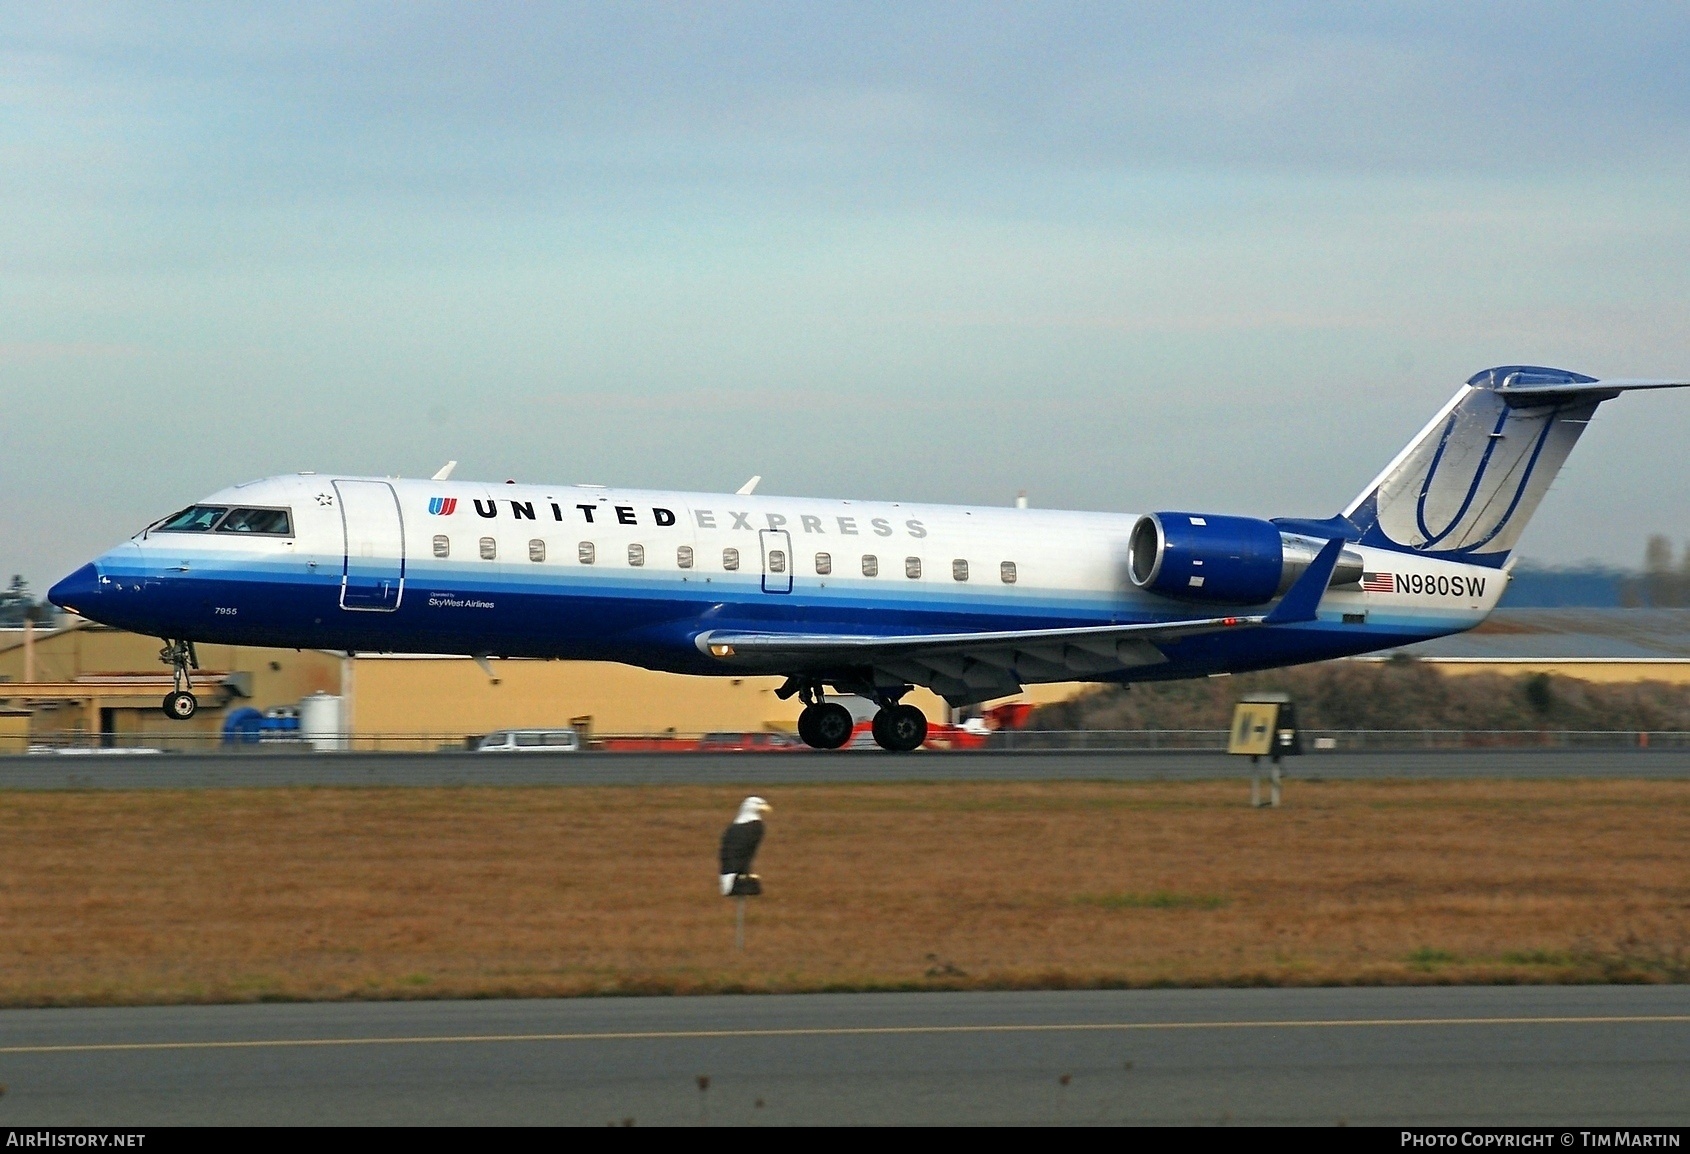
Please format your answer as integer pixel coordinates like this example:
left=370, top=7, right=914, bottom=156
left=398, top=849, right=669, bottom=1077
left=1496, top=378, right=1690, bottom=403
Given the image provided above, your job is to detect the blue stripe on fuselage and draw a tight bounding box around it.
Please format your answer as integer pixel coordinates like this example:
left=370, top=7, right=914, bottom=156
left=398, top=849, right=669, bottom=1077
left=79, top=550, right=1475, bottom=680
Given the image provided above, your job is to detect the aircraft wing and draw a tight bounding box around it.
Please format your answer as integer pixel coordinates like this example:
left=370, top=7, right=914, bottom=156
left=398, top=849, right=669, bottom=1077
left=696, top=540, right=1345, bottom=705
left=697, top=614, right=1256, bottom=705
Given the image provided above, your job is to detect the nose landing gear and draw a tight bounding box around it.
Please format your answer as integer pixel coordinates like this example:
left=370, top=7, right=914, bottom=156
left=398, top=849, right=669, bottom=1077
left=159, top=639, right=200, bottom=720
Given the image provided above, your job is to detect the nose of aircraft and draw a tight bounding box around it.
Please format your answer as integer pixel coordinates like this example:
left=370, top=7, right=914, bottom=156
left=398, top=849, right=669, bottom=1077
left=47, top=562, right=102, bottom=616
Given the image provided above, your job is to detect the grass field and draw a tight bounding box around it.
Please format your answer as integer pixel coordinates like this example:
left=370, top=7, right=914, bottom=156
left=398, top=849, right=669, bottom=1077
left=1, top=780, right=1686, bottom=1006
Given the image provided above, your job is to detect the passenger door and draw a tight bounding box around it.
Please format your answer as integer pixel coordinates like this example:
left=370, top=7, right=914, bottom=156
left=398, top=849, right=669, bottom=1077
left=335, top=480, right=406, bottom=611
left=759, top=529, right=793, bottom=594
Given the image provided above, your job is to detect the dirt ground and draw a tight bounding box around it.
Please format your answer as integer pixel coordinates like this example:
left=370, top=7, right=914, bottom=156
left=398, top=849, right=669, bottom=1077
left=1, top=780, right=1686, bottom=1006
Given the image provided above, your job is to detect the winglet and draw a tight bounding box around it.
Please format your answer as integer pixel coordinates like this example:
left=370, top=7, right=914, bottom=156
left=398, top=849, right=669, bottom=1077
left=1264, top=537, right=1344, bottom=625
left=736, top=475, right=761, bottom=495
left=432, top=461, right=458, bottom=481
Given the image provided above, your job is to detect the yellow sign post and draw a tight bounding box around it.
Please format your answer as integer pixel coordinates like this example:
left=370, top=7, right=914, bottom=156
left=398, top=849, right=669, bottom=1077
left=1228, top=694, right=1299, bottom=807
left=1227, top=702, right=1279, bottom=757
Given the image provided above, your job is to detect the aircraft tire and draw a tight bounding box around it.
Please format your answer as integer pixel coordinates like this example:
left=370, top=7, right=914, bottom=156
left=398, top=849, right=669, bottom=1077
left=162, top=691, right=198, bottom=721
left=797, top=704, right=822, bottom=748
left=811, top=703, right=854, bottom=750
left=871, top=704, right=927, bottom=752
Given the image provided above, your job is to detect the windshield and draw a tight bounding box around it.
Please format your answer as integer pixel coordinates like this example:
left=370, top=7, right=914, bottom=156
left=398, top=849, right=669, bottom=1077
left=155, top=505, right=229, bottom=532
left=217, top=507, right=293, bottom=536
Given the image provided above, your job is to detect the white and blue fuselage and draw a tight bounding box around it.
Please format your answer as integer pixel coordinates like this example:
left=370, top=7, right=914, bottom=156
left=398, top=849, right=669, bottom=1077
left=54, top=475, right=1497, bottom=678
left=46, top=366, right=1688, bottom=737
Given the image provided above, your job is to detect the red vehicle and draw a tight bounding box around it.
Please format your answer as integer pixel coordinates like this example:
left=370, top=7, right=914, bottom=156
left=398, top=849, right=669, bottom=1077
left=695, top=731, right=808, bottom=753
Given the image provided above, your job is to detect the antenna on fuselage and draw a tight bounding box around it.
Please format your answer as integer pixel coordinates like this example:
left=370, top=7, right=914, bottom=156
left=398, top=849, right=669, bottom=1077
left=736, top=475, right=761, bottom=495
left=432, top=461, right=458, bottom=481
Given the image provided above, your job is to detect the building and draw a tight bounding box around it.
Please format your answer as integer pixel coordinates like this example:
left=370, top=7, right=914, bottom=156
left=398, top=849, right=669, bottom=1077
left=0, top=622, right=341, bottom=747
left=0, top=620, right=1082, bottom=749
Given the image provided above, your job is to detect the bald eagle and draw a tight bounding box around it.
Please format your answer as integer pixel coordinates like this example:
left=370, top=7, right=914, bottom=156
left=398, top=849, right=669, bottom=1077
left=719, top=796, right=771, bottom=896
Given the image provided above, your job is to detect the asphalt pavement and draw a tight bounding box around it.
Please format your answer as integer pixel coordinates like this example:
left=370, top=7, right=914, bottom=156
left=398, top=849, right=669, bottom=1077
left=0, top=747, right=1686, bottom=789
left=1, top=986, right=1686, bottom=1125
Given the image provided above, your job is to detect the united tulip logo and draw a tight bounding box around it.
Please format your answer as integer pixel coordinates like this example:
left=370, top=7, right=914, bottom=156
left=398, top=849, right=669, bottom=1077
left=428, top=497, right=458, bottom=516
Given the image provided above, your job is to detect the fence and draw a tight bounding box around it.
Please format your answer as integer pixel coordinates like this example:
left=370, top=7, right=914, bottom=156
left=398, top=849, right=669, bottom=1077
left=990, top=729, right=1690, bottom=751
left=11, top=728, right=1690, bottom=755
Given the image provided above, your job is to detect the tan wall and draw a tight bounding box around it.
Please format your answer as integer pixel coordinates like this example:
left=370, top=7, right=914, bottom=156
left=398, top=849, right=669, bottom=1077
left=346, top=657, right=975, bottom=739
left=0, top=711, right=28, bottom=754
left=0, top=626, right=1106, bottom=743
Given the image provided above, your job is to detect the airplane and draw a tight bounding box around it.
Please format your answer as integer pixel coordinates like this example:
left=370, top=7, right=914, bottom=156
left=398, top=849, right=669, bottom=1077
left=48, top=365, right=1690, bottom=751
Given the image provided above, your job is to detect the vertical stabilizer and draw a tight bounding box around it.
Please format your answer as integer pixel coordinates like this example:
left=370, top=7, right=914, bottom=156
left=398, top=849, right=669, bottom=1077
left=1344, top=366, right=1688, bottom=568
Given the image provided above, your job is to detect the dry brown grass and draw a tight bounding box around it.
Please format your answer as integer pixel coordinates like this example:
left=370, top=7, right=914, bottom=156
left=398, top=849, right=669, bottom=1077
left=1, top=780, right=1687, bottom=1006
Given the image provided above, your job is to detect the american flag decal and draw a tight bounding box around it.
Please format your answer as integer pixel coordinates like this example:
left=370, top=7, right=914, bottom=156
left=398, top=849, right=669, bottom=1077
left=1361, top=572, right=1394, bottom=593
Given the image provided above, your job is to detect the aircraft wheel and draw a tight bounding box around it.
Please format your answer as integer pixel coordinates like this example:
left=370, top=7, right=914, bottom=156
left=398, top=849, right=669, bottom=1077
left=163, top=691, right=199, bottom=721
left=810, top=702, right=854, bottom=750
left=871, top=704, right=927, bottom=752
left=797, top=705, right=822, bottom=748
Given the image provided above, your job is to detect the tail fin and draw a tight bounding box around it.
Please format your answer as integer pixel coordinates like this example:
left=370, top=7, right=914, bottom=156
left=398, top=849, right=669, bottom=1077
left=1343, top=366, right=1690, bottom=568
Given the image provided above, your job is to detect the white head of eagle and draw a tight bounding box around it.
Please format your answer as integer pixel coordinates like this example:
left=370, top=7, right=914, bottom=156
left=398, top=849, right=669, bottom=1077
left=719, top=796, right=772, bottom=896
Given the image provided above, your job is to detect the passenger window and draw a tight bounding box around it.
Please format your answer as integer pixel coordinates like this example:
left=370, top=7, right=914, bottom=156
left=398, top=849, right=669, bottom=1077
left=815, top=552, right=832, bottom=575
left=768, top=549, right=786, bottom=574
left=952, top=559, right=969, bottom=582
left=677, top=545, right=695, bottom=569
left=578, top=542, right=596, bottom=565
left=628, top=543, right=646, bottom=567
left=217, top=507, right=293, bottom=536
left=514, top=732, right=542, bottom=748
left=529, top=539, right=545, bottom=562
left=862, top=554, right=879, bottom=577
left=905, top=557, right=922, bottom=579
left=1000, top=561, right=1017, bottom=584
left=155, top=505, right=229, bottom=533
left=479, top=537, right=496, bottom=561
left=723, top=547, right=740, bottom=571
left=432, top=534, right=449, bottom=559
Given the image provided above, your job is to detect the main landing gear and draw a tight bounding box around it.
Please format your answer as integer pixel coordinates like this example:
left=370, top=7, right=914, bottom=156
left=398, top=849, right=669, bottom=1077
left=796, top=699, right=854, bottom=750
left=159, top=639, right=199, bottom=720
left=870, top=703, right=928, bottom=753
left=787, top=680, right=929, bottom=752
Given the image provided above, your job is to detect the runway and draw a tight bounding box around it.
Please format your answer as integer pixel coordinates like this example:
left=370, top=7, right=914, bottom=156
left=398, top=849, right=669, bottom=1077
left=1, top=986, right=1685, bottom=1125
left=3, top=750, right=1690, bottom=794
left=1, top=747, right=1688, bottom=790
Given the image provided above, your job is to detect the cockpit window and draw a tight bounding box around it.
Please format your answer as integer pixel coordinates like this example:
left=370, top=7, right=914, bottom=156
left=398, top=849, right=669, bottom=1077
left=216, top=507, right=293, bottom=536
left=155, top=505, right=229, bottom=532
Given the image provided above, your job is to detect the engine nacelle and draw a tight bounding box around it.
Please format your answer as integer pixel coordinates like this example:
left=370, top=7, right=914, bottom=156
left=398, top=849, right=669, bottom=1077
left=1127, top=512, right=1363, bottom=605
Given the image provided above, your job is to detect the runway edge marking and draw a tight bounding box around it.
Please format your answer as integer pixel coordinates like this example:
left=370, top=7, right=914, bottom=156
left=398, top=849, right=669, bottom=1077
left=4, top=1015, right=1688, bottom=1055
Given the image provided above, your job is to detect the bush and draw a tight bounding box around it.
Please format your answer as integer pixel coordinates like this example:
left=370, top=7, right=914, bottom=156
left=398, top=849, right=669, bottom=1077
left=1030, top=660, right=1690, bottom=732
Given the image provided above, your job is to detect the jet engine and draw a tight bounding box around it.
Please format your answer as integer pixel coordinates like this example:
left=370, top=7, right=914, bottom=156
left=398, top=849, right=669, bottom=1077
left=1127, top=512, right=1363, bottom=605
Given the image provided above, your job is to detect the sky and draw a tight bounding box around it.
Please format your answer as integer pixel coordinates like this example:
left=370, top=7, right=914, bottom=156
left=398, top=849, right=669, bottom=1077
left=4, top=2, right=1690, bottom=590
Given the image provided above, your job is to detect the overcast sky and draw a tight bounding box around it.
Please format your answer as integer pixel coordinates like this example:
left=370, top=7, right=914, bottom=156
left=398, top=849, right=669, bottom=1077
left=4, top=2, right=1690, bottom=589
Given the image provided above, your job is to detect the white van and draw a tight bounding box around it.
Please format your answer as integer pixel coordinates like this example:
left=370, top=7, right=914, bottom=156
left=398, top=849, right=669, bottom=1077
left=474, top=729, right=582, bottom=753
